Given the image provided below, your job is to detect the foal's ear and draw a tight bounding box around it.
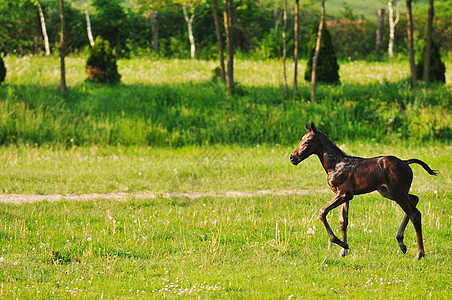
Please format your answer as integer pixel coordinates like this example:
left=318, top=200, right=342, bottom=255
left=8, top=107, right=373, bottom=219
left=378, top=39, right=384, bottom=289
left=310, top=122, right=317, bottom=132
left=304, top=124, right=311, bottom=132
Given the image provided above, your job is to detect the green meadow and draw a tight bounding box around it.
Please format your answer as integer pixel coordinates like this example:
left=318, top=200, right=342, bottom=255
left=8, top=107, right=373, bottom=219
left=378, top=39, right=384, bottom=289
left=0, top=55, right=451, bottom=298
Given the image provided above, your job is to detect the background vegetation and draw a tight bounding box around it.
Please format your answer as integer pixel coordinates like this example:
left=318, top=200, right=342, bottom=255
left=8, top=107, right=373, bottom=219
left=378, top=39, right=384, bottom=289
left=0, top=0, right=451, bottom=60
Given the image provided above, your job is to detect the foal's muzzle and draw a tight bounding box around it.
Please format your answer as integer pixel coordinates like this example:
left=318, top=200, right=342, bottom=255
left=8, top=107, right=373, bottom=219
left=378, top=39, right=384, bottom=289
left=289, top=153, right=300, bottom=165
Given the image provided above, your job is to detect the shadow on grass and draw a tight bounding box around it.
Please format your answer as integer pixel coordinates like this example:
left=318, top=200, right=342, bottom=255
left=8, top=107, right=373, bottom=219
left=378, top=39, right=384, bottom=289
left=0, top=78, right=450, bottom=147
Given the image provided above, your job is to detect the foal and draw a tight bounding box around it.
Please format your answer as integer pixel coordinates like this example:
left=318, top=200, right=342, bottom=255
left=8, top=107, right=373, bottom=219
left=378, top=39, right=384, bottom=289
left=289, top=122, right=437, bottom=260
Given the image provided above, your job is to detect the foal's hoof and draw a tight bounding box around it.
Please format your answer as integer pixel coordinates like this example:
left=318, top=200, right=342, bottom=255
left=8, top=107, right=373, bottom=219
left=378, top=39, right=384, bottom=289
left=414, top=251, right=425, bottom=261
left=339, top=248, right=348, bottom=257
left=399, top=244, right=407, bottom=254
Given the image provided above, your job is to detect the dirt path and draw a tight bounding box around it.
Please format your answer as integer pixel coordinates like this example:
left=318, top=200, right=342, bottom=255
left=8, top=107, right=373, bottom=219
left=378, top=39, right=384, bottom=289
left=0, top=189, right=331, bottom=203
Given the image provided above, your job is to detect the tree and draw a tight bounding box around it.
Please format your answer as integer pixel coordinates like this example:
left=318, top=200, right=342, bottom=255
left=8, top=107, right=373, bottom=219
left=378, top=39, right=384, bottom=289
left=387, top=0, right=400, bottom=59
left=212, top=0, right=225, bottom=80
left=282, top=0, right=288, bottom=98
left=85, top=0, right=95, bottom=47
left=375, top=8, right=385, bottom=54
left=223, top=0, right=234, bottom=95
left=416, top=39, right=445, bottom=83
left=406, top=0, right=417, bottom=86
left=293, top=0, right=299, bottom=93
left=182, top=4, right=196, bottom=58
left=131, top=0, right=166, bottom=52
left=92, top=0, right=126, bottom=51
left=422, top=0, right=433, bottom=82
left=310, top=0, right=325, bottom=103
left=37, top=1, right=50, bottom=55
left=59, top=0, right=66, bottom=92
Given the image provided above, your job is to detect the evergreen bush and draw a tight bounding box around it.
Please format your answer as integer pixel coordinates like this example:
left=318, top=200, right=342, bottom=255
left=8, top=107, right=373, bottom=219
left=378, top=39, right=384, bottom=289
left=86, top=36, right=121, bottom=84
left=0, top=56, right=5, bottom=84
left=304, top=22, right=340, bottom=84
left=415, top=39, right=446, bottom=83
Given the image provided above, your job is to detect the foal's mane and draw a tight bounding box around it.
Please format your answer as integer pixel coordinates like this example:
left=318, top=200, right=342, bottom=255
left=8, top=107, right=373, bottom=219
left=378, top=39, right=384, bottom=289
left=316, top=130, right=347, bottom=158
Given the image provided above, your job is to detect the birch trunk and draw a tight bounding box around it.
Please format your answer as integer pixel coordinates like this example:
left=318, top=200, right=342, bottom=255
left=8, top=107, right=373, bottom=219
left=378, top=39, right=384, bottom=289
left=422, top=0, right=434, bottom=82
left=37, top=2, right=50, bottom=56
left=282, top=0, right=288, bottom=98
left=310, top=0, right=325, bottom=103
left=388, top=0, right=400, bottom=59
left=182, top=5, right=196, bottom=59
left=85, top=1, right=94, bottom=47
left=406, top=0, right=417, bottom=86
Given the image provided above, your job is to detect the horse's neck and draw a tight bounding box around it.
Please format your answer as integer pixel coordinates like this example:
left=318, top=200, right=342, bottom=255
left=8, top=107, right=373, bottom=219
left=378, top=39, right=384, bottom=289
left=316, top=137, right=346, bottom=173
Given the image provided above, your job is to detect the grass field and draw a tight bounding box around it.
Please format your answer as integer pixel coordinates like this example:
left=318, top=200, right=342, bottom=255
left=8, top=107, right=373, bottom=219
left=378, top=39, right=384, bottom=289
left=0, top=144, right=450, bottom=298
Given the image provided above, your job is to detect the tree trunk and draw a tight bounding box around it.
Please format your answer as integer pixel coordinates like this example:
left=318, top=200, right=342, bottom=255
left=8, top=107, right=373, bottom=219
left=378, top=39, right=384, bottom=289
left=423, top=0, right=434, bottom=82
left=38, top=2, right=50, bottom=56
left=310, top=0, right=325, bottom=103
left=406, top=0, right=417, bottom=86
left=151, top=10, right=159, bottom=52
left=183, top=5, right=196, bottom=59
left=212, top=0, right=225, bottom=81
left=282, top=0, right=288, bottom=98
left=376, top=8, right=385, bottom=54
left=388, top=0, right=400, bottom=59
left=59, top=0, right=66, bottom=93
left=85, top=1, right=94, bottom=47
left=293, top=0, right=299, bottom=93
left=223, top=0, right=234, bottom=95
left=273, top=5, right=282, bottom=33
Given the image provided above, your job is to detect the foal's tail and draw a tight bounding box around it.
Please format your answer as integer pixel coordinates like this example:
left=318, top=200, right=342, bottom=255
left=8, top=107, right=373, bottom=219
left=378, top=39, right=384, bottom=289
left=406, top=159, right=438, bottom=175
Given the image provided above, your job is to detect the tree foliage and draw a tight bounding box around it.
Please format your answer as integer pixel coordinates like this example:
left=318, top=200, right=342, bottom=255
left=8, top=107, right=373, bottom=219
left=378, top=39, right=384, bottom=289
left=0, top=0, right=450, bottom=60
left=86, top=36, right=121, bottom=84
left=304, top=22, right=340, bottom=85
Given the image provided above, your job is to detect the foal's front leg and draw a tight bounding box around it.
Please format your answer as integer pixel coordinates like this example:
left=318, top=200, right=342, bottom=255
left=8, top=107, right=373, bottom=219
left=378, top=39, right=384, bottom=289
left=339, top=201, right=350, bottom=257
left=318, top=188, right=353, bottom=250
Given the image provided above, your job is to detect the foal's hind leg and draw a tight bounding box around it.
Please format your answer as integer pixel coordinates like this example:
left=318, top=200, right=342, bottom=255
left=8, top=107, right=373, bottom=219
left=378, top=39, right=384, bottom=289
left=339, top=201, right=350, bottom=257
left=395, top=194, right=425, bottom=260
left=396, top=194, right=419, bottom=254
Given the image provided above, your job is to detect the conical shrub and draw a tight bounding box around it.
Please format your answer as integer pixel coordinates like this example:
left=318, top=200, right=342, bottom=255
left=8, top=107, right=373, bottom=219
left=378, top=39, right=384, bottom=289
left=0, top=56, right=6, bottom=84
left=304, top=22, right=340, bottom=85
left=415, top=38, right=446, bottom=83
left=86, top=36, right=121, bottom=84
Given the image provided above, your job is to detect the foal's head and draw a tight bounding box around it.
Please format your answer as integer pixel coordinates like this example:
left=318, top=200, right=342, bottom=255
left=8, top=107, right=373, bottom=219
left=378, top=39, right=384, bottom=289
left=289, top=122, right=320, bottom=165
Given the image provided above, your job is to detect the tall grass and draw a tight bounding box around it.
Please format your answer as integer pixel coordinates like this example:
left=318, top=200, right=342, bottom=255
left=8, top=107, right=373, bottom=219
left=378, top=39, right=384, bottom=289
left=0, top=56, right=451, bottom=147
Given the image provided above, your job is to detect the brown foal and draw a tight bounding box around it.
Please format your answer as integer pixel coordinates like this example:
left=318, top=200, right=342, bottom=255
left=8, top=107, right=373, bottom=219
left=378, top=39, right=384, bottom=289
left=289, top=122, right=437, bottom=260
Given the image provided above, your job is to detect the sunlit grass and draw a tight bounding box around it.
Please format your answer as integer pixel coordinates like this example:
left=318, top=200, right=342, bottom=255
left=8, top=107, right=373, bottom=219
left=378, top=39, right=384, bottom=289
left=0, top=144, right=447, bottom=196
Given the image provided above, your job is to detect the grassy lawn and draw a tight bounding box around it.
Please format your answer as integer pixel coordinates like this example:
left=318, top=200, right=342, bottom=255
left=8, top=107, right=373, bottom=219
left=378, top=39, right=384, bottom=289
left=0, top=144, right=450, bottom=298
left=0, top=191, right=450, bottom=298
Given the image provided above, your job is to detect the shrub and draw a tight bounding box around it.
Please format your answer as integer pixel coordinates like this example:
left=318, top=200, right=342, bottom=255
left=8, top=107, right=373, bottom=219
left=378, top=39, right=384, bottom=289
left=86, top=36, right=121, bottom=84
left=304, top=22, right=340, bottom=84
left=0, top=56, right=5, bottom=83
left=415, top=39, right=446, bottom=83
